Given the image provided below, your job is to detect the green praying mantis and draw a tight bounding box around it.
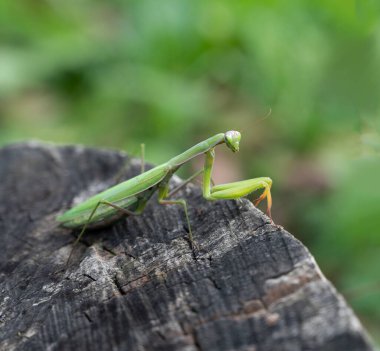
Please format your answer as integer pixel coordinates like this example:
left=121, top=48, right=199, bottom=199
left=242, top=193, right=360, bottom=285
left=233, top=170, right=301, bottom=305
left=57, top=131, right=273, bottom=263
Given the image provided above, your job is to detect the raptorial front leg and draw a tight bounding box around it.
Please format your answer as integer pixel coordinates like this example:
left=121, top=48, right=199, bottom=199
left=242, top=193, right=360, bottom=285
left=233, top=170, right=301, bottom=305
left=211, top=179, right=273, bottom=218
left=202, top=150, right=273, bottom=218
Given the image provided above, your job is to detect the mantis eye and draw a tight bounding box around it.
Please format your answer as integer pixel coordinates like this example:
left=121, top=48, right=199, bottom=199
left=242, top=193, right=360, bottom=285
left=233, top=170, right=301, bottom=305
left=225, top=131, right=241, bottom=152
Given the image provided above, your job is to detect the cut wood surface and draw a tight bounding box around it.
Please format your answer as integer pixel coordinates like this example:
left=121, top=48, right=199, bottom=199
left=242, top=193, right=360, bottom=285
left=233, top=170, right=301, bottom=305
left=0, top=142, right=374, bottom=351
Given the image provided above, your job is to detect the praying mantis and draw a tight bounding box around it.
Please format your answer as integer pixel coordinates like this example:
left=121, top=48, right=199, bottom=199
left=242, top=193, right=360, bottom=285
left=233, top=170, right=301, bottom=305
left=57, top=131, right=273, bottom=262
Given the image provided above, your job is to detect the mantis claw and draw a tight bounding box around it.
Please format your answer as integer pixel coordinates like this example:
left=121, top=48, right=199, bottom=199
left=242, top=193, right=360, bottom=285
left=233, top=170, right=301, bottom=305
left=252, top=185, right=272, bottom=221
left=183, top=234, right=200, bottom=252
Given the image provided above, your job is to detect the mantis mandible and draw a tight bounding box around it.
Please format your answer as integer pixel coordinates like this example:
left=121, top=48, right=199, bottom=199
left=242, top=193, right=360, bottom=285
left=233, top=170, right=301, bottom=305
left=57, top=131, right=273, bottom=262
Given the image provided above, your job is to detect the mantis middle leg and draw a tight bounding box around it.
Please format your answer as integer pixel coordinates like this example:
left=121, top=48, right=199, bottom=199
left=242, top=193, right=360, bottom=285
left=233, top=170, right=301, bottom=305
left=168, top=168, right=204, bottom=198
left=157, top=168, right=213, bottom=248
left=157, top=182, right=194, bottom=246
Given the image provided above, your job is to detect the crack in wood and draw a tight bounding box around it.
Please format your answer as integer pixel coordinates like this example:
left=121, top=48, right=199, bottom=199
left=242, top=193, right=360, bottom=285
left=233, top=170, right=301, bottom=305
left=83, top=311, right=93, bottom=324
left=83, top=273, right=97, bottom=282
left=112, top=275, right=127, bottom=296
left=101, top=245, right=117, bottom=256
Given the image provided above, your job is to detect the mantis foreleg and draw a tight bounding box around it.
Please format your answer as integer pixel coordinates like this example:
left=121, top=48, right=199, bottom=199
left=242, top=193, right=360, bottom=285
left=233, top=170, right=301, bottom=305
left=202, top=149, right=273, bottom=217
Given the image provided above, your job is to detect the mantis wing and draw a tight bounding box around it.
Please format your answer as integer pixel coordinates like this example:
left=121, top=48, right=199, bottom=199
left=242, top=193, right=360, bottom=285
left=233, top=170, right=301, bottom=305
left=57, top=163, right=170, bottom=226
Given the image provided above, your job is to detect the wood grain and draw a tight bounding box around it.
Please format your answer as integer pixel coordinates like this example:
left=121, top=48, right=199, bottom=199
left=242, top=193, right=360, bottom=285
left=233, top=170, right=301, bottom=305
left=0, top=142, right=374, bottom=351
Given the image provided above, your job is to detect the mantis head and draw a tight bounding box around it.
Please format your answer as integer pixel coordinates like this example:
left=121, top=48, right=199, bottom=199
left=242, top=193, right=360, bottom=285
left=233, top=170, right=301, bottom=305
left=224, top=131, right=241, bottom=152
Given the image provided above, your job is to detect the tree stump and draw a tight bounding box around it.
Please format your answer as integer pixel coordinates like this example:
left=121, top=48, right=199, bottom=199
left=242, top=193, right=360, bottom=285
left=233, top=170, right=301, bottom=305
left=0, top=142, right=374, bottom=351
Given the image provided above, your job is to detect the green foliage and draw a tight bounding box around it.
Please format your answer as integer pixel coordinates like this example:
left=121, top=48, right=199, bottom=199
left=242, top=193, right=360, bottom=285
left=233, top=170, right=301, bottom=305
left=1, top=0, right=380, bottom=343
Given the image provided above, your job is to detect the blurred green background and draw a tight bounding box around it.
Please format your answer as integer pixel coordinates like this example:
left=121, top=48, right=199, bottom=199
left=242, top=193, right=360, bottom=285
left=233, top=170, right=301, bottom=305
left=1, top=0, right=380, bottom=343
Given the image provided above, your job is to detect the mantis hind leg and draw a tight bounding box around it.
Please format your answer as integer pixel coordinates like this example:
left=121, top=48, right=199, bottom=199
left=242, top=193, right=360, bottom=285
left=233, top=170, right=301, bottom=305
left=66, top=200, right=142, bottom=267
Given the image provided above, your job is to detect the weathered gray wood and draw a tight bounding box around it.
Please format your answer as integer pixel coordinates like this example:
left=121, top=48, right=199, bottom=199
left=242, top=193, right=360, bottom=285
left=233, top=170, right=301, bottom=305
left=0, top=141, right=374, bottom=351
